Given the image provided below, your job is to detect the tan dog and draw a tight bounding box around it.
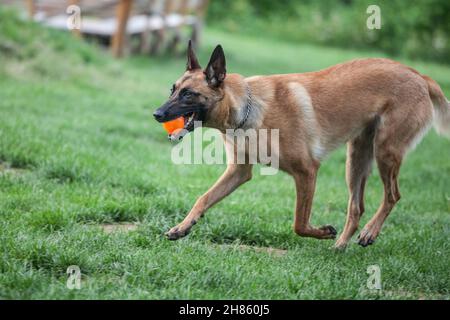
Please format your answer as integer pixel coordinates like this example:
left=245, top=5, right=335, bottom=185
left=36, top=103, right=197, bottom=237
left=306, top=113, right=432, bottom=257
left=153, top=41, right=450, bottom=248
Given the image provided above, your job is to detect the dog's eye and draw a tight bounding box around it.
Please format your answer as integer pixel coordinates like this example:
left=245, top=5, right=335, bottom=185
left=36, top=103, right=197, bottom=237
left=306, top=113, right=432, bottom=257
left=181, top=89, right=198, bottom=100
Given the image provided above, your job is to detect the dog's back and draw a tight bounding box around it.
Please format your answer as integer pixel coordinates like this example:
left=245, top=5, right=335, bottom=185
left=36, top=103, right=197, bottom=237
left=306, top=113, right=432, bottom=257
left=249, top=58, right=447, bottom=162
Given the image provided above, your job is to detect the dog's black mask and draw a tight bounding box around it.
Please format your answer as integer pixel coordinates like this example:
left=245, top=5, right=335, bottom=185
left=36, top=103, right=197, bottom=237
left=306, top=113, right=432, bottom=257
left=153, top=87, right=206, bottom=133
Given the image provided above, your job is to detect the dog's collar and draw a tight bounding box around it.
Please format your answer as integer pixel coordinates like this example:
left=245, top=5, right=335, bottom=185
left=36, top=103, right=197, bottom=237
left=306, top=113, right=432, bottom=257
left=236, top=84, right=253, bottom=129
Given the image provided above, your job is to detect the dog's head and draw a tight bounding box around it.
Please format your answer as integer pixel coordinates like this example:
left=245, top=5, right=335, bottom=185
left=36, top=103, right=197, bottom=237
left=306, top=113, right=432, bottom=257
left=153, top=41, right=227, bottom=140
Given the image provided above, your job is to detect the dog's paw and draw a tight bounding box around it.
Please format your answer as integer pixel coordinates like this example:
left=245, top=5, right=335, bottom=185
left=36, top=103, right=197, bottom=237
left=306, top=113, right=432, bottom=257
left=333, top=240, right=348, bottom=251
left=357, top=229, right=376, bottom=247
left=165, top=225, right=191, bottom=240
left=319, top=224, right=337, bottom=239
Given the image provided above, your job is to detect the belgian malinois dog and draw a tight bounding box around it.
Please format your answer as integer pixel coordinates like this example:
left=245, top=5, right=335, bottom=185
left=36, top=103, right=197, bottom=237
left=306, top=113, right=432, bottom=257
left=153, top=41, right=450, bottom=248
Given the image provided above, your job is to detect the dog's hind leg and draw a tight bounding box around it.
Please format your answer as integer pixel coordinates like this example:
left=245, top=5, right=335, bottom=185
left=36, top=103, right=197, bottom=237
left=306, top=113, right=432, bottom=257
left=293, top=165, right=337, bottom=239
left=165, top=164, right=253, bottom=240
left=357, top=145, right=402, bottom=247
left=358, top=99, right=433, bottom=247
left=335, top=120, right=377, bottom=249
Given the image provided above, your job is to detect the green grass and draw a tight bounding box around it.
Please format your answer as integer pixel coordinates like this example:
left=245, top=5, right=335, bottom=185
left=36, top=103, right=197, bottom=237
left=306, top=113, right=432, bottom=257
left=0, top=10, right=449, bottom=299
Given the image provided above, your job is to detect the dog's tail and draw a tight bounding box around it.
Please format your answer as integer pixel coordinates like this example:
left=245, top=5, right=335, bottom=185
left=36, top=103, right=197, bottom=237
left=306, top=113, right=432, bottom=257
left=423, top=75, right=450, bottom=138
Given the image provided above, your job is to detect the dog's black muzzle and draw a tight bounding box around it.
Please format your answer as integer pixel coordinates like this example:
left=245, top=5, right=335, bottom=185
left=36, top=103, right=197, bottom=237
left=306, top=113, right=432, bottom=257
left=154, top=99, right=205, bottom=121
left=153, top=101, right=181, bottom=123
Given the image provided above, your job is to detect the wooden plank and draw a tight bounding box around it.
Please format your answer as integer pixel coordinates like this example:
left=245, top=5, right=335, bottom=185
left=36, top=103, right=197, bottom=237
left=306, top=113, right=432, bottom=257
left=179, top=0, right=189, bottom=15
left=164, top=0, right=177, bottom=14
left=43, top=14, right=162, bottom=36
left=26, top=0, right=35, bottom=18
left=198, top=0, right=209, bottom=18
left=111, top=0, right=133, bottom=58
left=191, top=0, right=209, bottom=47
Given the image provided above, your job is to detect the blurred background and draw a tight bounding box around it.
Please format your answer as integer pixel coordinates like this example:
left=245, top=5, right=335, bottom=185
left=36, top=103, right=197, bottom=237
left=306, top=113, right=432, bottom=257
left=209, top=0, right=450, bottom=63
left=2, top=0, right=449, bottom=62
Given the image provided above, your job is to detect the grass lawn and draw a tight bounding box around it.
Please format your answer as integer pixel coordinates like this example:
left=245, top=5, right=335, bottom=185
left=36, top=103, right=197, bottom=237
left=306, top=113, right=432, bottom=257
left=0, top=10, right=449, bottom=299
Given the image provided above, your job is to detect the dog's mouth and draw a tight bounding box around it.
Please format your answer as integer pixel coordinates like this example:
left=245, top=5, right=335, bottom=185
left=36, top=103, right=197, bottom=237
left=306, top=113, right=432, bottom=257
left=169, top=110, right=203, bottom=142
left=182, top=112, right=198, bottom=132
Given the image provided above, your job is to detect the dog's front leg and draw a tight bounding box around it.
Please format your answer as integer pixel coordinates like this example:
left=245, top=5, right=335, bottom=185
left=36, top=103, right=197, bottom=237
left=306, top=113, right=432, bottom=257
left=166, top=164, right=253, bottom=240
left=293, top=167, right=337, bottom=239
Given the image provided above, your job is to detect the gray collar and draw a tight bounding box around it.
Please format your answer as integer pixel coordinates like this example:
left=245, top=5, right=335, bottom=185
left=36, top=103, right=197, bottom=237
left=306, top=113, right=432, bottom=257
left=236, top=84, right=253, bottom=129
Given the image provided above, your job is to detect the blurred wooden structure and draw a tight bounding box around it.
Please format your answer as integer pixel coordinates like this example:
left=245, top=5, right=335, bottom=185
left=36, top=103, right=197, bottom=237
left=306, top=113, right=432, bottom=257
left=24, top=0, right=209, bottom=57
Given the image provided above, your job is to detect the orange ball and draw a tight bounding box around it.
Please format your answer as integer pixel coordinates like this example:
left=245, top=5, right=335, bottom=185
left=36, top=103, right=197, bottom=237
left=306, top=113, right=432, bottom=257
left=162, top=117, right=185, bottom=134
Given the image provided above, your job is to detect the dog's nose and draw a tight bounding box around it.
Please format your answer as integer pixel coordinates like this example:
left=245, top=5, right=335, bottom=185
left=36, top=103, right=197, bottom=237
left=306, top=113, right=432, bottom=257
left=153, top=109, right=165, bottom=121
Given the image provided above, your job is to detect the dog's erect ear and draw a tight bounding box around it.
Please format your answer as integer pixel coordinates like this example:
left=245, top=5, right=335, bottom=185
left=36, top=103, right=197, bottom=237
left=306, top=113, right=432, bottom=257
left=204, top=45, right=226, bottom=87
left=186, top=40, right=201, bottom=71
